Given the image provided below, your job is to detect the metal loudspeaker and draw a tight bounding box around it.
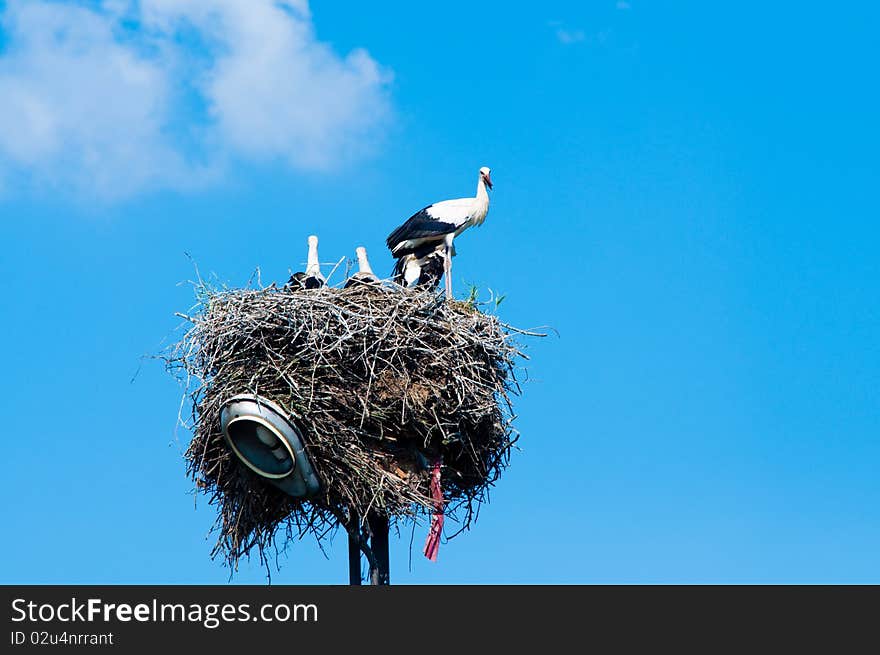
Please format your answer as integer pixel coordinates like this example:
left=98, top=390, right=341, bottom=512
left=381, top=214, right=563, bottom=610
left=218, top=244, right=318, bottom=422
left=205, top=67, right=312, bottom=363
left=220, top=394, right=320, bottom=498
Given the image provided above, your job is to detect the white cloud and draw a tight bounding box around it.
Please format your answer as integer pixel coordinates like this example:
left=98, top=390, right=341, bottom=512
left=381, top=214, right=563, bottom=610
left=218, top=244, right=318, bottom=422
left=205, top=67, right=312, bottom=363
left=0, top=1, right=390, bottom=200
left=551, top=22, right=615, bottom=48
left=0, top=1, right=194, bottom=199
left=555, top=28, right=586, bottom=45
left=148, top=0, right=388, bottom=169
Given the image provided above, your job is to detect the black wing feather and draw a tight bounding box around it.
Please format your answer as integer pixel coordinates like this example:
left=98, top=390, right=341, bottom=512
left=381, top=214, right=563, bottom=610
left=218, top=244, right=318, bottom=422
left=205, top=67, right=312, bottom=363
left=386, top=207, right=456, bottom=251
left=391, top=256, right=407, bottom=282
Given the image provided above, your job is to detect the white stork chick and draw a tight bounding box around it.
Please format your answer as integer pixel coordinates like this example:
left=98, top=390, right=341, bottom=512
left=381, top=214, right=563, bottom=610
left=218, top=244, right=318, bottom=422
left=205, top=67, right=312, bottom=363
left=287, top=235, right=325, bottom=289
left=344, top=246, right=379, bottom=288
left=386, top=166, right=492, bottom=299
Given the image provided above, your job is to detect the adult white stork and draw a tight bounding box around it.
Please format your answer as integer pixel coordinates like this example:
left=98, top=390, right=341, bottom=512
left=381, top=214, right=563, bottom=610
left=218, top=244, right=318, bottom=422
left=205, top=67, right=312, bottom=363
left=344, top=246, right=379, bottom=288
left=386, top=166, right=492, bottom=299
left=286, top=235, right=325, bottom=289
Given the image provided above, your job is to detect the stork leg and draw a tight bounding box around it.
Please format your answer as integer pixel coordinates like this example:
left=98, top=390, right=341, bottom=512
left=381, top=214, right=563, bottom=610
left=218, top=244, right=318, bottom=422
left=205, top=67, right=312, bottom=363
left=444, top=244, right=453, bottom=300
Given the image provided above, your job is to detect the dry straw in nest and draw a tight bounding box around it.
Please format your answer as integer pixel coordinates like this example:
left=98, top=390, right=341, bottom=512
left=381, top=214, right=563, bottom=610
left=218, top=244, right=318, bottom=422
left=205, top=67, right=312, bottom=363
left=168, top=280, right=537, bottom=570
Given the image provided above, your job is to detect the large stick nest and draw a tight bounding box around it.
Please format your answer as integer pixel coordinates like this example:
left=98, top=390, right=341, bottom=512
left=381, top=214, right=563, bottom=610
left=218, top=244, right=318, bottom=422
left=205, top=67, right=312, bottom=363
left=168, top=281, right=532, bottom=569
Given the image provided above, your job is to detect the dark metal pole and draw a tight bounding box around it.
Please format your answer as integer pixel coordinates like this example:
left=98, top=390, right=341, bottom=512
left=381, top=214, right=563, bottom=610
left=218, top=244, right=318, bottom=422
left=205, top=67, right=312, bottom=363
left=367, top=513, right=390, bottom=585
left=348, top=515, right=362, bottom=585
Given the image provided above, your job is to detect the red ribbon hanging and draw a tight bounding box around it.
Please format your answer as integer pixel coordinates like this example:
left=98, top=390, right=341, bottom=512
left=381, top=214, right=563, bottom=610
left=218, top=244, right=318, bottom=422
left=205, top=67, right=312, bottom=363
left=422, top=460, right=444, bottom=561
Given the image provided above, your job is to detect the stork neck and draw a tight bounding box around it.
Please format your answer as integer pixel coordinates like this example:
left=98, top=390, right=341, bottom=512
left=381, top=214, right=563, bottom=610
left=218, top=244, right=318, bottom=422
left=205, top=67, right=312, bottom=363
left=476, top=176, right=489, bottom=203
left=307, top=243, right=319, bottom=275
left=357, top=250, right=373, bottom=275
left=473, top=177, right=490, bottom=221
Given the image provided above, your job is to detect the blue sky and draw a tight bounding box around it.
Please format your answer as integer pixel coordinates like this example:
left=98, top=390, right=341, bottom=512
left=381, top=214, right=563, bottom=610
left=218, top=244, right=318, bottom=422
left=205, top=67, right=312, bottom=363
left=1, top=1, right=879, bottom=583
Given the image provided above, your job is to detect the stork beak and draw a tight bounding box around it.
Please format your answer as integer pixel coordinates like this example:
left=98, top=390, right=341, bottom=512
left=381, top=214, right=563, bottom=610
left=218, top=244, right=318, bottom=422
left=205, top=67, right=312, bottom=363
left=484, top=173, right=493, bottom=190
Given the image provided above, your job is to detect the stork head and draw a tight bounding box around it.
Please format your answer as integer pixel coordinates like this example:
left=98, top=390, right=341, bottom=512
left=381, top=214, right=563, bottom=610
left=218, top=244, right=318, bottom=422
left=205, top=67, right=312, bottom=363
left=479, top=166, right=493, bottom=190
